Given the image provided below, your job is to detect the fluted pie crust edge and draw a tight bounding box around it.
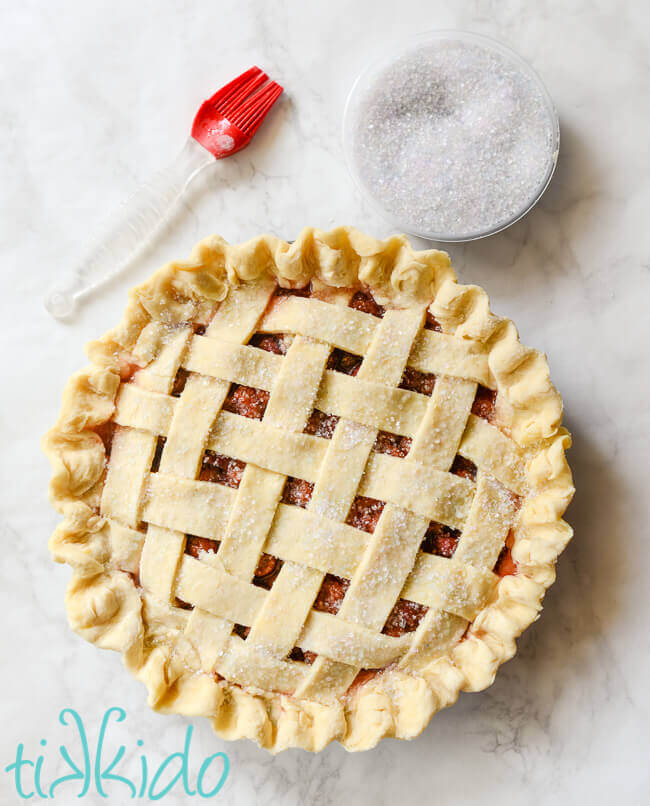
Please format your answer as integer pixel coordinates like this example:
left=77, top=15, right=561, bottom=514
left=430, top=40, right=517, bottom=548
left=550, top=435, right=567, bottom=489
left=43, top=227, right=574, bottom=752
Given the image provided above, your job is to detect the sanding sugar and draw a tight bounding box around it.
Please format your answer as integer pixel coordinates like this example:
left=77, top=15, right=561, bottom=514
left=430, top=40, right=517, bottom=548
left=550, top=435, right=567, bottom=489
left=347, top=36, right=558, bottom=239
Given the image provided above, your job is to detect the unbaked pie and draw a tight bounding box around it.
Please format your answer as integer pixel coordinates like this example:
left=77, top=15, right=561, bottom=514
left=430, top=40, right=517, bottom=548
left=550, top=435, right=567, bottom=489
left=43, top=227, right=573, bottom=752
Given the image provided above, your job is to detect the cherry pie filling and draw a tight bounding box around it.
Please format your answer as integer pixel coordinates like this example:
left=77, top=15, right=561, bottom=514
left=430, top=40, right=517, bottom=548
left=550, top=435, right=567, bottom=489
left=94, top=285, right=521, bottom=696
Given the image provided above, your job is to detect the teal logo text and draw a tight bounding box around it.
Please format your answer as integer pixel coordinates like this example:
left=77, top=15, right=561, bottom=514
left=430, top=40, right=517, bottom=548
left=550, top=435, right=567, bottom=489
left=5, top=708, right=230, bottom=800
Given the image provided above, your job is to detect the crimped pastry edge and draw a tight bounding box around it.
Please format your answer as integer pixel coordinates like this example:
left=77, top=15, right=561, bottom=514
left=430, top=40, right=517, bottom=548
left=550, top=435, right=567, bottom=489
left=42, top=227, right=574, bottom=753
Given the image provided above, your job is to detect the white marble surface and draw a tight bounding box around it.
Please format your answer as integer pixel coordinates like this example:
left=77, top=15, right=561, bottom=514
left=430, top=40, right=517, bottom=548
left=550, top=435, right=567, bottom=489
left=2, top=0, right=649, bottom=803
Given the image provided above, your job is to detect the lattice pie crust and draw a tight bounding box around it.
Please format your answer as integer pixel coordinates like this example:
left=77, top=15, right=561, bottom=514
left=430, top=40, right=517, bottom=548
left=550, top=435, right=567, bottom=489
left=43, top=228, right=573, bottom=752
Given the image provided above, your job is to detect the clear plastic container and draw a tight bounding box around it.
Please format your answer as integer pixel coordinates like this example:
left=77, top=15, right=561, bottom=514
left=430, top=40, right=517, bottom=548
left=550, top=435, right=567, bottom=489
left=342, top=30, right=560, bottom=242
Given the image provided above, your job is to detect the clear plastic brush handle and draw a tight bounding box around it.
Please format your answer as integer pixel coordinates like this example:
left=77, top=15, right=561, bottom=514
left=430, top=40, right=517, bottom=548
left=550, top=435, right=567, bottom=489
left=44, top=138, right=212, bottom=319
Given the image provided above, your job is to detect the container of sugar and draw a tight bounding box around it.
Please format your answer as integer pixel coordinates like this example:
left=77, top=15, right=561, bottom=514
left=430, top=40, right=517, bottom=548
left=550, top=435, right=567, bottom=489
left=343, top=30, right=559, bottom=242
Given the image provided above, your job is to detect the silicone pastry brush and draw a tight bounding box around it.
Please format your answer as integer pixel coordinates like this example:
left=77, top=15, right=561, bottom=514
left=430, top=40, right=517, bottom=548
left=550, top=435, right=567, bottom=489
left=45, top=66, right=283, bottom=318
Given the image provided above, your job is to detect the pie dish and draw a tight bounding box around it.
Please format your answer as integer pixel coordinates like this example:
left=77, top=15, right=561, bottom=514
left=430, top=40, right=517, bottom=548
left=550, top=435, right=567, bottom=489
left=43, top=227, right=574, bottom=752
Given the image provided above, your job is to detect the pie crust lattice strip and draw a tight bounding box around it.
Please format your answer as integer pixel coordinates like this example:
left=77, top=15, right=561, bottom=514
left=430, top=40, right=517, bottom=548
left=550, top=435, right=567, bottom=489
left=43, top=227, right=574, bottom=752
